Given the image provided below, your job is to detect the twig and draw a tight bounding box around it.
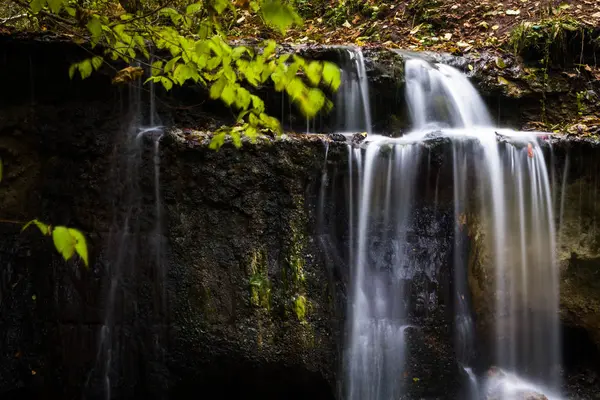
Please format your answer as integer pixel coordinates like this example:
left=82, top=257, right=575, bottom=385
left=0, top=218, right=25, bottom=225
left=0, top=13, right=27, bottom=26
left=10, top=0, right=77, bottom=26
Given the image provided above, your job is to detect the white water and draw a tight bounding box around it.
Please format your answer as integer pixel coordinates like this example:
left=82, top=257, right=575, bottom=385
left=344, top=56, right=562, bottom=399
left=336, top=47, right=372, bottom=136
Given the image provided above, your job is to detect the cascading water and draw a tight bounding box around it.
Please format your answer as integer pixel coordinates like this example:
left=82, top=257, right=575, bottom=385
left=85, top=77, right=167, bottom=399
left=342, top=55, right=562, bottom=399
left=335, top=47, right=373, bottom=136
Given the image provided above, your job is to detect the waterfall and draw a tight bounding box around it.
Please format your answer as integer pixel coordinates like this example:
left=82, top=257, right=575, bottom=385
left=86, top=76, right=167, bottom=399
left=342, top=55, right=562, bottom=399
left=335, top=47, right=372, bottom=135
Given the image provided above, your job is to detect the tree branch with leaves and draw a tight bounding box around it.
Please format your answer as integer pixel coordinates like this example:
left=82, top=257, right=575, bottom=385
left=12, top=0, right=342, bottom=148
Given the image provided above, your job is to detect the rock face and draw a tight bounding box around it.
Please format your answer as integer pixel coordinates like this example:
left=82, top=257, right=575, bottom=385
left=0, top=35, right=462, bottom=400
left=0, top=34, right=344, bottom=399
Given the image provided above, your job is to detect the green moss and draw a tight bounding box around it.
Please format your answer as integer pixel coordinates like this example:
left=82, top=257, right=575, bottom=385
left=508, top=15, right=592, bottom=65
left=288, top=195, right=307, bottom=287
left=248, top=249, right=271, bottom=310
left=285, top=194, right=310, bottom=321
left=293, top=295, right=307, bottom=321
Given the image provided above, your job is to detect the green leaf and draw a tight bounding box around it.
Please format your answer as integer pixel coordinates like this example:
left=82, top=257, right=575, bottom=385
left=22, top=219, right=50, bottom=236
left=305, top=61, right=323, bottom=86
left=186, top=2, right=203, bottom=15
left=52, top=226, right=76, bottom=262
left=221, top=84, right=236, bottom=105
left=212, top=0, right=230, bottom=14
left=245, top=125, right=258, bottom=141
left=235, top=87, right=252, bottom=110
left=67, top=228, right=89, bottom=267
left=86, top=16, right=103, bottom=43
left=151, top=61, right=164, bottom=76
left=262, top=40, right=277, bottom=59
left=91, top=56, right=103, bottom=71
left=232, top=46, right=251, bottom=60
left=173, top=64, right=197, bottom=84
left=30, top=0, right=45, bottom=14
left=251, top=95, right=265, bottom=113
left=495, top=57, right=506, bottom=69
left=160, top=77, right=174, bottom=91
left=78, top=59, right=93, bottom=79
left=47, top=0, right=63, bottom=13
left=210, top=76, right=227, bottom=99
left=209, top=132, right=226, bottom=150
left=261, top=1, right=302, bottom=34
left=164, top=56, right=181, bottom=73
left=322, top=62, right=341, bottom=91
left=230, top=131, right=242, bottom=148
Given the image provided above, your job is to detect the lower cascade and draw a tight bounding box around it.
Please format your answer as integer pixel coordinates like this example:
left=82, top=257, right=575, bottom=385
left=343, top=57, right=561, bottom=399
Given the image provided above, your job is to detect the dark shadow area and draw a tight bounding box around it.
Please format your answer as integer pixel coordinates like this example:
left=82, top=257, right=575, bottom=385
left=170, top=359, right=335, bottom=400
left=562, top=324, right=600, bottom=370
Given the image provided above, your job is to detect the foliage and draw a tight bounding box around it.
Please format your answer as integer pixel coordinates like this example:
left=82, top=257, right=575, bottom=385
left=22, top=219, right=89, bottom=267
left=407, top=0, right=443, bottom=28
left=9, top=0, right=341, bottom=147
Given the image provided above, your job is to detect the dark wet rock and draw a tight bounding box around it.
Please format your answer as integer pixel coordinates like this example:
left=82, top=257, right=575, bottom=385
left=328, top=133, right=347, bottom=142
left=351, top=132, right=366, bottom=145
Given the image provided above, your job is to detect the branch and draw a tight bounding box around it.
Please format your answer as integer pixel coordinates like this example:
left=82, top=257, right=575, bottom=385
left=10, top=0, right=77, bottom=27
left=0, top=13, right=27, bottom=26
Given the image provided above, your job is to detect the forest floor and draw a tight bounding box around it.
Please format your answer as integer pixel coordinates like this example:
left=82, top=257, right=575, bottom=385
left=233, top=0, right=600, bottom=57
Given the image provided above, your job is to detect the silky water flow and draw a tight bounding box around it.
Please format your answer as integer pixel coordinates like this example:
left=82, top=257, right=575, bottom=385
left=337, top=56, right=561, bottom=399
left=85, top=77, right=168, bottom=400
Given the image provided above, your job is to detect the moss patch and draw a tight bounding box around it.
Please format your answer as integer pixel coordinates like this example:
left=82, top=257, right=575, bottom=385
left=248, top=248, right=271, bottom=310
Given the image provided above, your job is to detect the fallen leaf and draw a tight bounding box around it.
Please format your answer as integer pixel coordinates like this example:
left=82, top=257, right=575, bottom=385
left=495, top=57, right=506, bottom=69
left=112, top=66, right=144, bottom=85
left=410, top=23, right=423, bottom=35
left=528, top=143, right=534, bottom=158
left=492, top=25, right=500, bottom=30
left=342, top=20, right=351, bottom=28
left=444, top=33, right=453, bottom=40
left=506, top=9, right=521, bottom=15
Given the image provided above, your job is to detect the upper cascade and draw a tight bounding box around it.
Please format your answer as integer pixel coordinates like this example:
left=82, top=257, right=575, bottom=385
left=404, top=57, right=493, bottom=131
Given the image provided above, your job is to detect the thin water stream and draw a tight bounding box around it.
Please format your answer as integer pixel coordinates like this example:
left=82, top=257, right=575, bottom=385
left=85, top=79, right=167, bottom=399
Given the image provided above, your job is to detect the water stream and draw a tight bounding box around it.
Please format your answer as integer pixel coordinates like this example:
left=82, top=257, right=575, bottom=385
left=86, top=78, right=167, bottom=399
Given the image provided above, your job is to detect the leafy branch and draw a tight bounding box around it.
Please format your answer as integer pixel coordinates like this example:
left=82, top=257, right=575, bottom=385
left=22, top=219, right=89, bottom=267
left=0, top=164, right=89, bottom=268
left=14, top=0, right=342, bottom=148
